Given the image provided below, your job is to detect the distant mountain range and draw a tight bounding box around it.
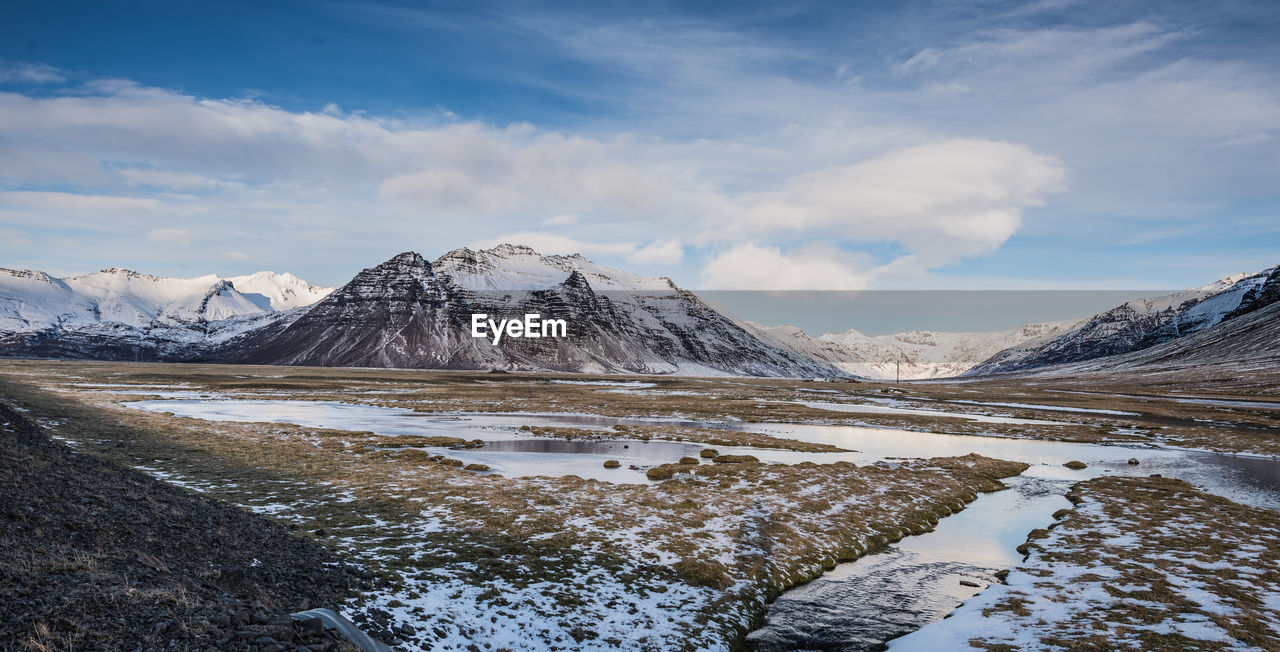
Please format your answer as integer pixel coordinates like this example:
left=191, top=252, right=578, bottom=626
left=0, top=267, right=331, bottom=360
left=966, top=264, right=1280, bottom=376
left=745, top=320, right=1081, bottom=380
left=0, top=246, right=836, bottom=376
left=1, top=247, right=1275, bottom=378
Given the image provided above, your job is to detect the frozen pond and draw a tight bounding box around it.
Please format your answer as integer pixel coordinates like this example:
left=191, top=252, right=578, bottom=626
left=116, top=395, right=1280, bottom=649
left=121, top=396, right=1280, bottom=503
left=945, top=399, right=1139, bottom=416
left=1049, top=389, right=1280, bottom=411
left=121, top=397, right=739, bottom=482
left=797, top=400, right=1070, bottom=426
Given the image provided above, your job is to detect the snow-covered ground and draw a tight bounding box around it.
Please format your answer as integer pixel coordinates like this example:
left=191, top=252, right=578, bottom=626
left=891, top=476, right=1280, bottom=650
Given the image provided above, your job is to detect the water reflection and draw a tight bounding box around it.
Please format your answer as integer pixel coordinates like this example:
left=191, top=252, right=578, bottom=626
left=748, top=476, right=1070, bottom=652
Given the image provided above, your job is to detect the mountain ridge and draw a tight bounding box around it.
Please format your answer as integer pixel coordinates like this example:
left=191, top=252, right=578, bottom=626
left=223, top=247, right=839, bottom=377
left=967, top=265, right=1280, bottom=376
left=2, top=249, right=1275, bottom=379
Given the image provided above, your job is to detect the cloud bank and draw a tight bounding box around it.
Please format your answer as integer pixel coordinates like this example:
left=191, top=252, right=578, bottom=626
left=0, top=76, right=1066, bottom=288
left=2, top=4, right=1277, bottom=288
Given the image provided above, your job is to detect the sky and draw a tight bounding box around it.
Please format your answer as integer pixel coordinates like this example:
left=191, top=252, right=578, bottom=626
left=1, top=0, right=1278, bottom=293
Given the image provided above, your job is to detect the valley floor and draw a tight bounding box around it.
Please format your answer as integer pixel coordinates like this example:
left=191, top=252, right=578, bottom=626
left=1, top=358, right=1277, bottom=650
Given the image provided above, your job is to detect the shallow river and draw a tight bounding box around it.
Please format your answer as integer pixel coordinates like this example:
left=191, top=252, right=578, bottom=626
left=119, top=395, right=1280, bottom=651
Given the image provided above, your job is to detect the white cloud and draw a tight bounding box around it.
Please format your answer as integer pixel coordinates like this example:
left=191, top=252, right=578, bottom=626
left=0, top=61, right=65, bottom=84
left=0, top=144, right=110, bottom=186
left=148, top=228, right=191, bottom=246
left=627, top=240, right=683, bottom=266
left=119, top=168, right=221, bottom=192
left=542, top=213, right=579, bottom=227
left=719, top=139, right=1068, bottom=263
left=700, top=243, right=872, bottom=290
left=0, top=80, right=1071, bottom=286
left=0, top=190, right=166, bottom=217
left=0, top=226, right=31, bottom=247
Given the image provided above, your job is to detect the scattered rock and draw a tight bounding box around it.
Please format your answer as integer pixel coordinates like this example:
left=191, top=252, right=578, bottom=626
left=699, top=449, right=718, bottom=459
left=646, top=466, right=676, bottom=481
left=0, top=399, right=370, bottom=650
left=1127, top=458, right=1140, bottom=465
left=959, top=579, right=981, bottom=588
left=602, top=460, right=621, bottom=469
left=135, top=551, right=170, bottom=573
left=463, top=463, right=490, bottom=472
left=296, top=616, right=325, bottom=637
left=1064, top=460, right=1088, bottom=470
left=677, top=457, right=699, bottom=465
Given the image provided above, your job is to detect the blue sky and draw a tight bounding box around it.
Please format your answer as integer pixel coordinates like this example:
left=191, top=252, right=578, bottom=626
left=1, top=0, right=1278, bottom=291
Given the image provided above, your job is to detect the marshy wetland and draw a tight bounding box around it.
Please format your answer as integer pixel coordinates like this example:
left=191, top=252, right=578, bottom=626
left=2, top=359, right=1278, bottom=650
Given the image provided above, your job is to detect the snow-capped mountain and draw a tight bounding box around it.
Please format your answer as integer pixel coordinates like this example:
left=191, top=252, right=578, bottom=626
left=0, top=269, right=99, bottom=334
left=434, top=244, right=676, bottom=292
left=1064, top=297, right=1280, bottom=374
left=745, top=320, right=1080, bottom=380
left=968, top=264, right=1280, bottom=376
left=224, top=272, right=332, bottom=310
left=61, top=269, right=267, bottom=327
left=7, top=249, right=1273, bottom=379
left=0, top=266, right=332, bottom=358
left=225, top=247, right=839, bottom=377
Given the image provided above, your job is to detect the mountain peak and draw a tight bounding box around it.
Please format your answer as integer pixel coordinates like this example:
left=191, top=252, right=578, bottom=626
left=0, top=268, right=59, bottom=284
left=380, top=251, right=430, bottom=269
left=560, top=269, right=593, bottom=292
left=484, top=243, right=540, bottom=258
left=96, top=267, right=153, bottom=279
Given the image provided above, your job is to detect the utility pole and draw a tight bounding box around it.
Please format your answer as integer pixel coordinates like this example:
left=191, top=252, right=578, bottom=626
left=896, top=359, right=900, bottom=384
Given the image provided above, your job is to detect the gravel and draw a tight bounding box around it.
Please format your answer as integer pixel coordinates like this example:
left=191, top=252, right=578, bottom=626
left=0, top=399, right=373, bottom=650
